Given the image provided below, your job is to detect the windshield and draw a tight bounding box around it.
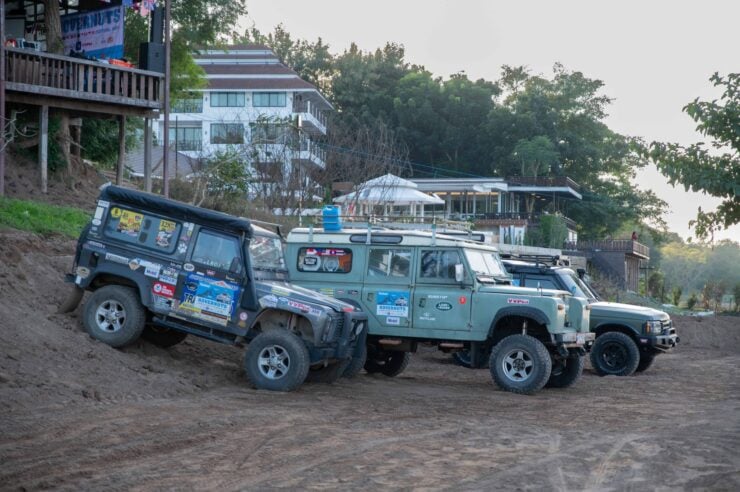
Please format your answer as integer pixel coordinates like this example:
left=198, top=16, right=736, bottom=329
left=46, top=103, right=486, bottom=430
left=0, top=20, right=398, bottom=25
left=561, top=271, right=597, bottom=300
left=464, top=249, right=510, bottom=281
left=248, top=234, right=287, bottom=271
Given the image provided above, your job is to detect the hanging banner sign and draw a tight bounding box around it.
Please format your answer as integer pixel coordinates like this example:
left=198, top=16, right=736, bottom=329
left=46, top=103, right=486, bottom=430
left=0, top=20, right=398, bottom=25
left=61, top=6, right=125, bottom=59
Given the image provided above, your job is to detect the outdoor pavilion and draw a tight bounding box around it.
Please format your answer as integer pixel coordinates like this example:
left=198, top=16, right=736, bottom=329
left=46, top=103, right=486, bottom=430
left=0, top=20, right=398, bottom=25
left=333, top=173, right=444, bottom=218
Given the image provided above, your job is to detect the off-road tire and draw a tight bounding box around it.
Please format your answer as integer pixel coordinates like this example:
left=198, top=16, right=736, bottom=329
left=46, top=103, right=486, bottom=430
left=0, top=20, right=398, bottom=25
left=365, top=350, right=411, bottom=377
left=142, top=325, right=188, bottom=348
left=244, top=330, right=310, bottom=391
left=636, top=352, right=656, bottom=373
left=546, top=355, right=585, bottom=388
left=306, top=361, right=347, bottom=383
left=590, top=332, right=640, bottom=376
left=343, top=344, right=367, bottom=379
left=83, top=285, right=146, bottom=348
left=452, top=349, right=489, bottom=369
left=489, top=334, right=552, bottom=395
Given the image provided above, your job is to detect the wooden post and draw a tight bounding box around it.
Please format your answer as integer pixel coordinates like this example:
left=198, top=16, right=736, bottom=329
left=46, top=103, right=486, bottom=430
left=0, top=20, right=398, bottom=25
left=144, top=118, right=152, bottom=192
left=0, top=0, right=6, bottom=197
left=162, top=0, right=171, bottom=197
left=39, top=105, right=48, bottom=193
left=116, top=115, right=125, bottom=185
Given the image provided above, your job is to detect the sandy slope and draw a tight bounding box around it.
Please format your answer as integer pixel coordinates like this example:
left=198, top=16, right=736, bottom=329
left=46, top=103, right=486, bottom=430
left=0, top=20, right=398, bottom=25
left=0, top=230, right=738, bottom=490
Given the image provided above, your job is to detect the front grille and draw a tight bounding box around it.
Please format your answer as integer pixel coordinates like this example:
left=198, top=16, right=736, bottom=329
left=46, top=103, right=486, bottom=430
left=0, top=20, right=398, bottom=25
left=325, top=312, right=344, bottom=343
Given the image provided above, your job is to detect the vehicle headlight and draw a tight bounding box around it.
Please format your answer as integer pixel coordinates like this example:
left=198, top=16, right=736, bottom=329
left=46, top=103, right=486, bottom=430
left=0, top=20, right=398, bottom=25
left=644, top=320, right=662, bottom=334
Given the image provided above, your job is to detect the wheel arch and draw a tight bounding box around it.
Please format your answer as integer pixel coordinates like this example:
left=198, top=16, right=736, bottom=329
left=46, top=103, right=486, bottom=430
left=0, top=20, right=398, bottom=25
left=593, top=323, right=639, bottom=341
left=250, top=308, right=315, bottom=344
left=89, top=273, right=147, bottom=305
left=489, top=307, right=551, bottom=345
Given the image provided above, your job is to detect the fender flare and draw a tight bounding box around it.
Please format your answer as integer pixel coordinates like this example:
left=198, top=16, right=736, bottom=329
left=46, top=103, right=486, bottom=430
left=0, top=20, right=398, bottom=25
left=489, top=306, right=550, bottom=338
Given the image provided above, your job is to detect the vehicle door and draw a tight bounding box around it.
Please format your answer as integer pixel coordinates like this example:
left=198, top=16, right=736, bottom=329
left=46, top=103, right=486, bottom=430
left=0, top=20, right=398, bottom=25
left=412, top=249, right=473, bottom=332
left=175, top=227, right=245, bottom=328
left=361, top=247, right=414, bottom=333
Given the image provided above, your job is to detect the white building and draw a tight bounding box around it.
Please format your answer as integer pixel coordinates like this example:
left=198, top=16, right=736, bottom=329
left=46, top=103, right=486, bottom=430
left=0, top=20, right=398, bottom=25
left=155, top=44, right=332, bottom=173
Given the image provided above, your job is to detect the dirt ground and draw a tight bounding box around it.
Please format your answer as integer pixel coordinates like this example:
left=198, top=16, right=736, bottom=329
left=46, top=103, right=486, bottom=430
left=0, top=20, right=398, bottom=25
left=0, top=229, right=739, bottom=491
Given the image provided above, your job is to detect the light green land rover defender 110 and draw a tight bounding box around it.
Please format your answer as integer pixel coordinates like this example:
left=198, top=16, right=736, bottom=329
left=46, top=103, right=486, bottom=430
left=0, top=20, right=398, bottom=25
left=285, top=228, right=594, bottom=394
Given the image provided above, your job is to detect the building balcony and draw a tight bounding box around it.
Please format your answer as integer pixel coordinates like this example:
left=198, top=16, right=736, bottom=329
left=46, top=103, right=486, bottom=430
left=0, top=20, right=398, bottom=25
left=465, top=212, right=577, bottom=231
left=253, top=139, right=326, bottom=169
left=4, top=47, right=163, bottom=117
left=565, top=239, right=650, bottom=260
left=293, top=100, right=327, bottom=135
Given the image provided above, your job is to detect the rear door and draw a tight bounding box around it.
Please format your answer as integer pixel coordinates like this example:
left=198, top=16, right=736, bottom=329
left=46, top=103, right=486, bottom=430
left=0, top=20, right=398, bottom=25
left=361, top=247, right=414, bottom=333
left=175, top=228, right=245, bottom=328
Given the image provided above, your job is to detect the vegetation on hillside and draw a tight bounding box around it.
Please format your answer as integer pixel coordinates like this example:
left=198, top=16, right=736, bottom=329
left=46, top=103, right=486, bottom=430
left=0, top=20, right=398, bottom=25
left=0, top=198, right=90, bottom=238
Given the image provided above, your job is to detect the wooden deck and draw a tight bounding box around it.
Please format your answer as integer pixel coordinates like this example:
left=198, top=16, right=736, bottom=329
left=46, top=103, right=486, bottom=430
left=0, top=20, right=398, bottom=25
left=4, top=48, right=164, bottom=117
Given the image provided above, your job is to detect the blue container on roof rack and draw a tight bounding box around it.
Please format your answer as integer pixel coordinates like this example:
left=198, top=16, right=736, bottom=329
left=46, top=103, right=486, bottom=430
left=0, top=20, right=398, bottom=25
left=322, top=205, right=342, bottom=231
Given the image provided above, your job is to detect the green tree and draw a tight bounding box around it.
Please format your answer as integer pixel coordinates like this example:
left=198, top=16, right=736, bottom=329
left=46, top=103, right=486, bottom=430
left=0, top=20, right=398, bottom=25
left=671, top=286, right=682, bottom=307
left=648, top=73, right=740, bottom=241
left=687, top=292, right=698, bottom=310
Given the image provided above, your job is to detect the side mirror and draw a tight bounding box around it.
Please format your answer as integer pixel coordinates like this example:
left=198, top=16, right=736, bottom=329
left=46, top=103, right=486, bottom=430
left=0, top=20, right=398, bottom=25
left=455, top=263, right=465, bottom=283
left=577, top=268, right=586, bottom=279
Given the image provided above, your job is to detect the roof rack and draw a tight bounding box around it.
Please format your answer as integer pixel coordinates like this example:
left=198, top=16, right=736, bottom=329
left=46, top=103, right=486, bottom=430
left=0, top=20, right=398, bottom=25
left=500, top=253, right=570, bottom=268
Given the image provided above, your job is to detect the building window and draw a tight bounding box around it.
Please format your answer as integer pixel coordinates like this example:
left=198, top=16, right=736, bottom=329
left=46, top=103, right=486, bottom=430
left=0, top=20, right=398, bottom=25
left=168, top=127, right=202, bottom=151
left=210, top=92, right=246, bottom=107
left=171, top=94, right=203, bottom=113
left=250, top=122, right=291, bottom=144
left=210, top=124, right=244, bottom=144
left=253, top=92, right=286, bottom=107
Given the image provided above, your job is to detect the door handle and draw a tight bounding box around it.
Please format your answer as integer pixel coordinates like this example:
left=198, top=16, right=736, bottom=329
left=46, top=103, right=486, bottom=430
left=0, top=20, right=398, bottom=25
left=419, top=298, right=426, bottom=307
left=367, top=292, right=375, bottom=302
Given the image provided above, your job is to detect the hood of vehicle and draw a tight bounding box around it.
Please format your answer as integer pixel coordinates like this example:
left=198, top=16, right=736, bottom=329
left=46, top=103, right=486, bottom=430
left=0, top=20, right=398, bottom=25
left=591, top=301, right=669, bottom=321
left=479, top=285, right=570, bottom=299
left=256, top=280, right=352, bottom=312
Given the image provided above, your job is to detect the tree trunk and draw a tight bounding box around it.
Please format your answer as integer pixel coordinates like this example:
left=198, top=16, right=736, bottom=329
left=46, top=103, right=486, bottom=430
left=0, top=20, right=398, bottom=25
left=43, top=0, right=77, bottom=185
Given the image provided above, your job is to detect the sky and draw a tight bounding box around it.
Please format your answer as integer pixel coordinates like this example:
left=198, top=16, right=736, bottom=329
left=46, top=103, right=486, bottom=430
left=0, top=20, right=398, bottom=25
left=244, top=0, right=739, bottom=242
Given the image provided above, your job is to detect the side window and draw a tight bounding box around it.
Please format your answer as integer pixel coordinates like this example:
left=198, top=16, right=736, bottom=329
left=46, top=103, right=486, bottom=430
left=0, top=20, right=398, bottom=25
left=367, top=248, right=412, bottom=279
left=297, top=247, right=352, bottom=273
left=191, top=230, right=242, bottom=273
left=523, top=275, right=559, bottom=290
left=104, top=207, right=181, bottom=253
left=419, top=249, right=464, bottom=281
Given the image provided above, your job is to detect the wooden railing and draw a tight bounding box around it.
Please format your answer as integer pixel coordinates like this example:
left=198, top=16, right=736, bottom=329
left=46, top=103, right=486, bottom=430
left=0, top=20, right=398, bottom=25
left=565, top=239, right=650, bottom=258
left=4, top=48, right=163, bottom=109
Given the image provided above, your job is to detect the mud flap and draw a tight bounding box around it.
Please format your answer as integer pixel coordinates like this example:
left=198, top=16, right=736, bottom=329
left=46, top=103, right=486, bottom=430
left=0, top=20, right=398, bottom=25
left=58, top=285, right=84, bottom=313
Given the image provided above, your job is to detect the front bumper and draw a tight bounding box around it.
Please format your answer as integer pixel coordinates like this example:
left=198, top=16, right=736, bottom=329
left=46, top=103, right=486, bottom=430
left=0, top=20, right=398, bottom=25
left=638, top=332, right=680, bottom=352
left=551, top=332, right=596, bottom=356
left=309, top=311, right=368, bottom=363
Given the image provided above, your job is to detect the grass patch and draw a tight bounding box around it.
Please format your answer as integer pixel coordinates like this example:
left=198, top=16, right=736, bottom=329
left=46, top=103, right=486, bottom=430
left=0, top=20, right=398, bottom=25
left=0, top=197, right=90, bottom=238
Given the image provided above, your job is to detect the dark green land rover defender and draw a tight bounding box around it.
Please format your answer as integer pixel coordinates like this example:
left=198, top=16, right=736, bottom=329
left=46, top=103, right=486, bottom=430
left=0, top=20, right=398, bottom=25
left=62, top=186, right=366, bottom=391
